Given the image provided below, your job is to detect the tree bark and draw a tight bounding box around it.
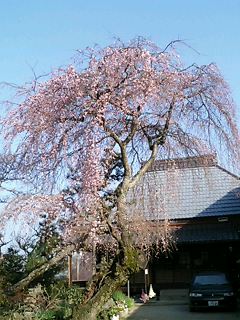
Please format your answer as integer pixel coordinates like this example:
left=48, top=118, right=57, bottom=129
left=13, top=243, right=75, bottom=291
left=72, top=264, right=132, bottom=320
left=72, top=242, right=141, bottom=320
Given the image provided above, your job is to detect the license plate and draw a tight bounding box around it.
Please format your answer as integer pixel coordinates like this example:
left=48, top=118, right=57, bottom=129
left=208, top=301, right=218, bottom=306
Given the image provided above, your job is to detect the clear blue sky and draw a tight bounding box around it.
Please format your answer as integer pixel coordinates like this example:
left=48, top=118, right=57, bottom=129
left=0, top=0, right=240, bottom=241
left=0, top=0, right=240, bottom=109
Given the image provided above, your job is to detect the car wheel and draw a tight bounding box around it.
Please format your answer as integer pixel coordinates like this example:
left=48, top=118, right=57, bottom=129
left=189, top=306, right=196, bottom=312
left=229, top=303, right=237, bottom=312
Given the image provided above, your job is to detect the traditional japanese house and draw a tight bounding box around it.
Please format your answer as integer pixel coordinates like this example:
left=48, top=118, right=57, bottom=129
left=127, top=154, right=240, bottom=291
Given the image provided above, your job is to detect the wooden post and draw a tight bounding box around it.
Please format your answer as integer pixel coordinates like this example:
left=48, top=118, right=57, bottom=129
left=144, top=268, right=148, bottom=293
left=92, top=244, right=96, bottom=275
left=68, top=254, right=72, bottom=287
left=76, top=255, right=80, bottom=281
left=127, top=280, right=130, bottom=297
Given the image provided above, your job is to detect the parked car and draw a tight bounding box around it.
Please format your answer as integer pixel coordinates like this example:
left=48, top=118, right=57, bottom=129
left=189, top=271, right=237, bottom=311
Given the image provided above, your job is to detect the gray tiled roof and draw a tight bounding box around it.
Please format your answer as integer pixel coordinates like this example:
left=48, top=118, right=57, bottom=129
left=127, top=156, right=240, bottom=220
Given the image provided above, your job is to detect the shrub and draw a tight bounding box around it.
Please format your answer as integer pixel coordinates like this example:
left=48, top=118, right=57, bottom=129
left=36, top=309, right=63, bottom=320
left=112, top=290, right=134, bottom=309
left=112, top=291, right=126, bottom=303
left=124, top=296, right=134, bottom=309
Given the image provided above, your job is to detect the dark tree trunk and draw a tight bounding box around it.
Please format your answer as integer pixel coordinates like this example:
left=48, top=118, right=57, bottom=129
left=72, top=245, right=141, bottom=320
left=72, top=265, right=130, bottom=320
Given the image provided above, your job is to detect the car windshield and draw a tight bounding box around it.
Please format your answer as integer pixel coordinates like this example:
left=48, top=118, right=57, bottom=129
left=193, top=274, right=229, bottom=286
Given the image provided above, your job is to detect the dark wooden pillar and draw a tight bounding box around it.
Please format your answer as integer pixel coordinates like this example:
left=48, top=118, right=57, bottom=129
left=68, top=254, right=73, bottom=287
